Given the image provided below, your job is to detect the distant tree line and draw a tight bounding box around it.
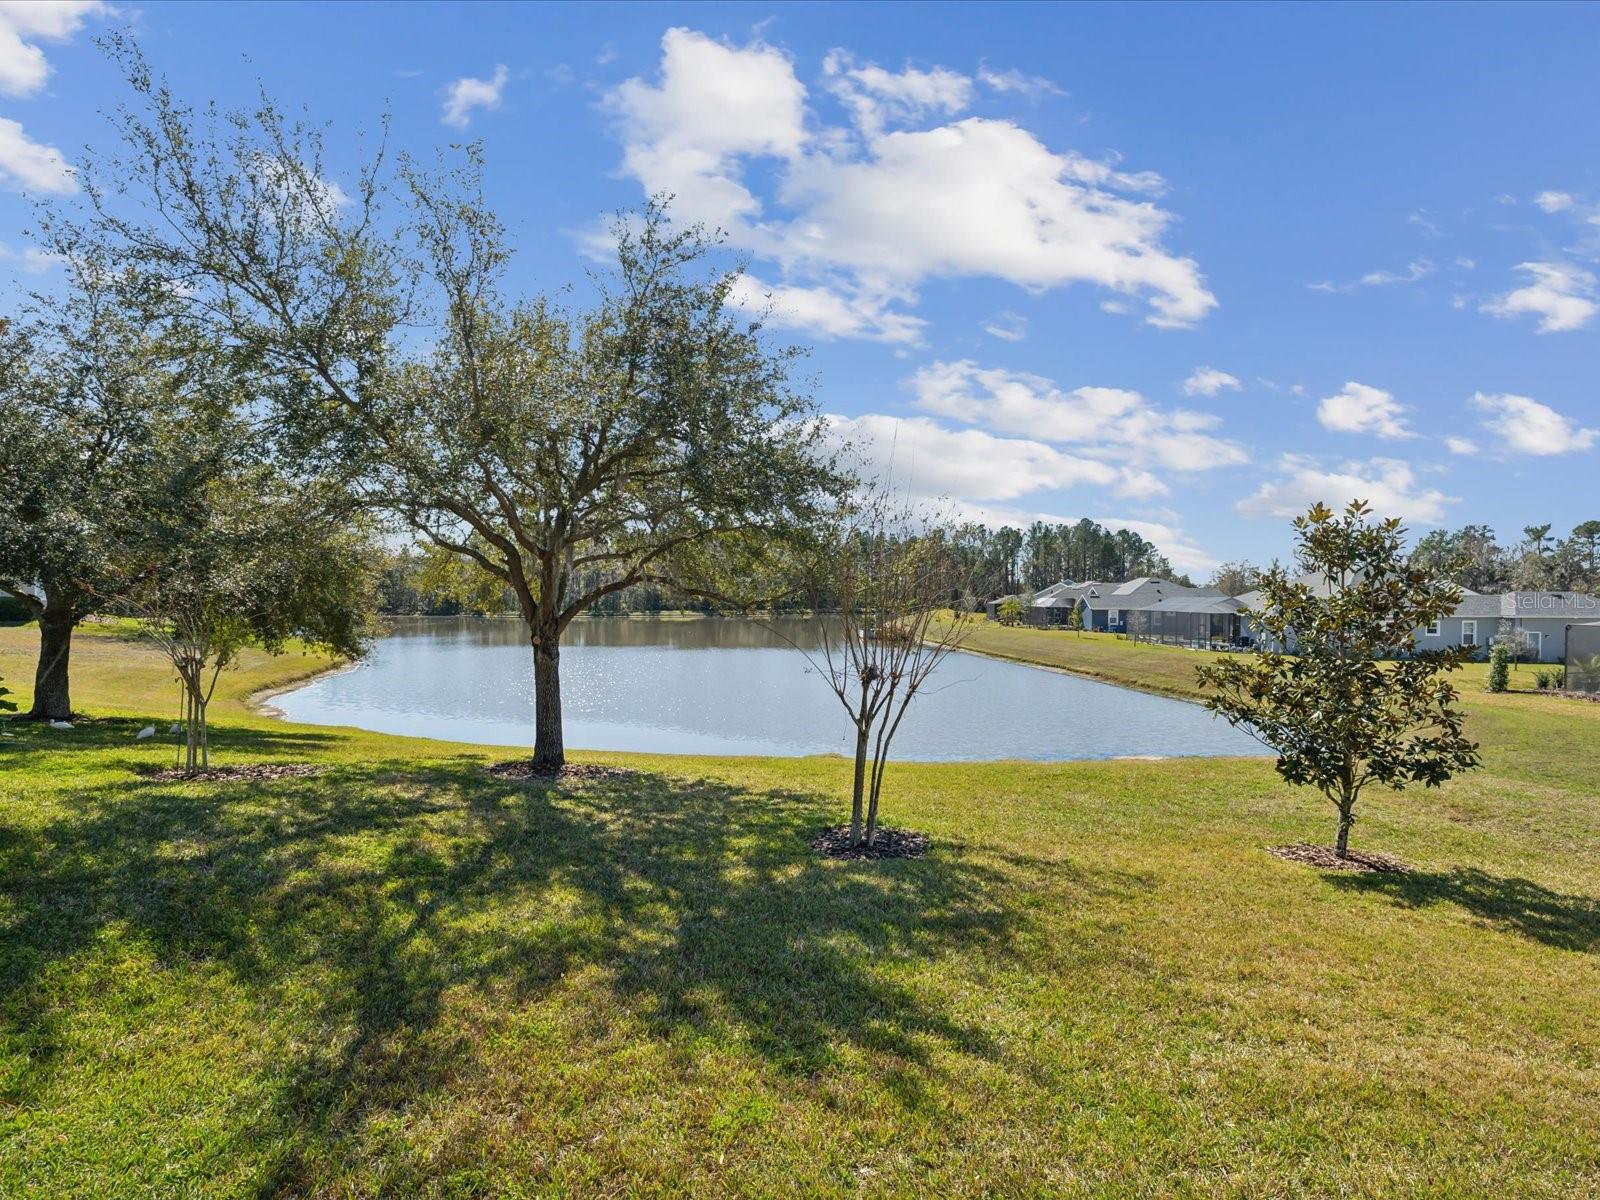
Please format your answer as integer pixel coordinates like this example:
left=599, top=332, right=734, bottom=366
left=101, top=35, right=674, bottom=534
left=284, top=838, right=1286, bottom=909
left=374, top=513, right=1187, bottom=618
left=1409, top=521, right=1600, bottom=594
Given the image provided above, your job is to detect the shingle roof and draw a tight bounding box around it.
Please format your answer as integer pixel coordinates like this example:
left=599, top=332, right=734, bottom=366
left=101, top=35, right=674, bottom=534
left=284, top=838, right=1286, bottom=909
left=1486, top=592, right=1600, bottom=620
left=1136, top=594, right=1247, bottom=615
left=1111, top=576, right=1159, bottom=596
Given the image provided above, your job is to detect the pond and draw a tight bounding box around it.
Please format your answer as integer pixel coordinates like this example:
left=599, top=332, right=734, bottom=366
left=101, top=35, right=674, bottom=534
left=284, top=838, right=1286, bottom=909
left=273, top=616, right=1267, bottom=762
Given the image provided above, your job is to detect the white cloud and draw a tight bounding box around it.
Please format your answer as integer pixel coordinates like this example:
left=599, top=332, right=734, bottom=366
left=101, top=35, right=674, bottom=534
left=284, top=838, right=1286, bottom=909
left=1236, top=455, right=1455, bottom=525
left=1315, top=381, right=1413, bottom=439
left=1472, top=392, right=1598, bottom=456
left=1534, top=190, right=1575, bottom=213
left=1444, top=436, right=1479, bottom=456
left=1358, top=259, right=1433, bottom=287
left=1313, top=259, right=1433, bottom=292
left=0, top=0, right=105, bottom=98
left=818, top=419, right=1220, bottom=574
left=729, top=273, right=925, bottom=344
left=822, top=412, right=1121, bottom=502
left=822, top=50, right=972, bottom=136
left=606, top=29, right=1215, bottom=337
left=0, top=3, right=104, bottom=196
left=981, top=310, right=1027, bottom=342
left=0, top=241, right=59, bottom=273
left=976, top=64, right=1064, bottom=101
left=1481, top=261, right=1597, bottom=333
left=441, top=64, right=509, bottom=130
left=0, top=116, right=74, bottom=194
left=1408, top=211, right=1442, bottom=237
left=909, top=358, right=1247, bottom=485
left=1182, top=366, right=1240, bottom=398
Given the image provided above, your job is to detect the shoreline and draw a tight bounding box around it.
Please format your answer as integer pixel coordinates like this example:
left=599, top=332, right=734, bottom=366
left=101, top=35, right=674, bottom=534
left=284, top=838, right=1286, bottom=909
left=936, top=631, right=1213, bottom=707
left=247, top=657, right=362, bottom=720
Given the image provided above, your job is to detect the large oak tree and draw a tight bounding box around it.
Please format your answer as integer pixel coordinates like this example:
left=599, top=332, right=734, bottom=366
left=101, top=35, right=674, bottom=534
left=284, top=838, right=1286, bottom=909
left=68, top=40, right=842, bottom=766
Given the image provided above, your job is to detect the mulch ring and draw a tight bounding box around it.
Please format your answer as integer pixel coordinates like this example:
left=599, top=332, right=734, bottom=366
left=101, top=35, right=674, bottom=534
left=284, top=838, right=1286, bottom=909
left=485, top=761, right=637, bottom=784
left=1267, top=842, right=1411, bottom=873
left=810, top=825, right=930, bottom=861
left=134, top=763, right=325, bottom=783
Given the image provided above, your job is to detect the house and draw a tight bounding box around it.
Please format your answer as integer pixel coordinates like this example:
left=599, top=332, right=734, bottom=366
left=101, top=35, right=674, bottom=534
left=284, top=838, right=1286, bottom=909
left=1411, top=591, right=1600, bottom=663
left=986, top=567, right=1598, bottom=663
left=1121, top=593, right=1249, bottom=648
left=1076, top=577, right=1222, bottom=633
left=1234, top=575, right=1595, bottom=663
left=984, top=580, right=1079, bottom=626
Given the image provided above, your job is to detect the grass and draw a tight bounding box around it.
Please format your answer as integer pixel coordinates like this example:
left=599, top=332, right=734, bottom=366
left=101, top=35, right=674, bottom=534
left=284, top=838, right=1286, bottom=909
left=1, top=618, right=1598, bottom=1196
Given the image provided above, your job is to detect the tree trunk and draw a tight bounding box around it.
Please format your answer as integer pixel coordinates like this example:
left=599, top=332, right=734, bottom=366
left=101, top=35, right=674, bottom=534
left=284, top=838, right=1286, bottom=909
left=532, top=630, right=564, bottom=770
left=849, top=725, right=869, bottom=844
left=1335, top=802, right=1354, bottom=858
left=26, top=603, right=74, bottom=721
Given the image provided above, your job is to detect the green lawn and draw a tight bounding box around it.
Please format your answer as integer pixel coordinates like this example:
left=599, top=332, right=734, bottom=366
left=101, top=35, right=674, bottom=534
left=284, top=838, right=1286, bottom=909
left=1, top=619, right=1598, bottom=1197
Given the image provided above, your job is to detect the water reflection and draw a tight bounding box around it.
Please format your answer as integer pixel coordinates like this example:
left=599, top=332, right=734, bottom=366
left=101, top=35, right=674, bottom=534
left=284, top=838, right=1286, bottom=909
left=273, top=616, right=1266, bottom=761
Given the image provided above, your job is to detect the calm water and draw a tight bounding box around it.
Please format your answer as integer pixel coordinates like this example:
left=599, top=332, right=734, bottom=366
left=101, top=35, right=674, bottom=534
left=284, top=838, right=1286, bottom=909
left=274, top=616, right=1265, bottom=761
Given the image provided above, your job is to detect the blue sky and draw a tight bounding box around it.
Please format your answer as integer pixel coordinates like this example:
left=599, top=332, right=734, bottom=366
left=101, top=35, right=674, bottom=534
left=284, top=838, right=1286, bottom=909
left=3, top=2, right=1599, bottom=576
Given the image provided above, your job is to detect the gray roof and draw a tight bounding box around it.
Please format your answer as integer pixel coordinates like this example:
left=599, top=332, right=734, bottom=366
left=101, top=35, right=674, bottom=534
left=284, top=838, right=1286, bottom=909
left=1232, top=585, right=1598, bottom=621
left=1135, top=594, right=1247, bottom=615
left=1111, top=576, right=1160, bottom=596
left=1085, top=580, right=1220, bottom=611
left=1455, top=592, right=1600, bottom=620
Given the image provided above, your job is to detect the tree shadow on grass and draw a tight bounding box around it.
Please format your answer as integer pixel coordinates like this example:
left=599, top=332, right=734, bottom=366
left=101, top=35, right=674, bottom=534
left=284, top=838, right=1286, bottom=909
left=1328, top=868, right=1600, bottom=953
left=0, top=756, right=1146, bottom=1193
left=0, top=712, right=347, bottom=769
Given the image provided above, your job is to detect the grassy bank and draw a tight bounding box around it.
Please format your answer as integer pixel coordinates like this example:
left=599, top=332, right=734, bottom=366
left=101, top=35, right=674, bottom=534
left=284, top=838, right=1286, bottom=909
left=1, top=620, right=1597, bottom=1196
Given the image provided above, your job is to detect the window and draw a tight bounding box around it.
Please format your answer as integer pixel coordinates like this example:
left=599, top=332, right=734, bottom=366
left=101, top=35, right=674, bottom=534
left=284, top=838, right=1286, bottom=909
left=1107, top=608, right=1120, bottom=626
left=1423, top=619, right=1441, bottom=637
left=1461, top=620, right=1477, bottom=648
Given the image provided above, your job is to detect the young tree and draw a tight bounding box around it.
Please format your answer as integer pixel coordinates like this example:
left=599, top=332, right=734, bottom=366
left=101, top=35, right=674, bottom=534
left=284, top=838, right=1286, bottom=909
left=996, top=596, right=1024, bottom=626
left=1067, top=601, right=1084, bottom=637
left=790, top=493, right=973, bottom=848
left=125, top=468, right=379, bottom=772
left=1197, top=501, right=1481, bottom=859
left=69, top=47, right=841, bottom=769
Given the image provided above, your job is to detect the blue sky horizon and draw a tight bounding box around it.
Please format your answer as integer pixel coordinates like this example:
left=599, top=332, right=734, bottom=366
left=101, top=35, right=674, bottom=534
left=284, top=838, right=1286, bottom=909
left=3, top=1, right=1597, bottom=576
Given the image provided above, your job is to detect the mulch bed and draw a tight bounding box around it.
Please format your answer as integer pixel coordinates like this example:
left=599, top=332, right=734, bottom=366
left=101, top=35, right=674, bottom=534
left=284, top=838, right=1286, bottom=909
left=485, top=761, right=637, bottom=784
left=1267, top=842, right=1411, bottom=873
left=810, top=825, right=930, bottom=860
left=134, top=763, right=325, bottom=783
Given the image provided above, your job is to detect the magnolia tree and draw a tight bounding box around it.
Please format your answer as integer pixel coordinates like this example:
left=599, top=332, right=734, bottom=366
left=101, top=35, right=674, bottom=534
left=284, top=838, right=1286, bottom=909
left=790, top=493, right=974, bottom=848
left=67, top=41, right=843, bottom=770
left=1197, top=501, right=1481, bottom=858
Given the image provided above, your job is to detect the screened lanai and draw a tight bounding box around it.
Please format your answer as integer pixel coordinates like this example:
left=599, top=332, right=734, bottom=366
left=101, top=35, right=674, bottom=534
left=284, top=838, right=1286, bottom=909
left=1122, top=595, right=1248, bottom=649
